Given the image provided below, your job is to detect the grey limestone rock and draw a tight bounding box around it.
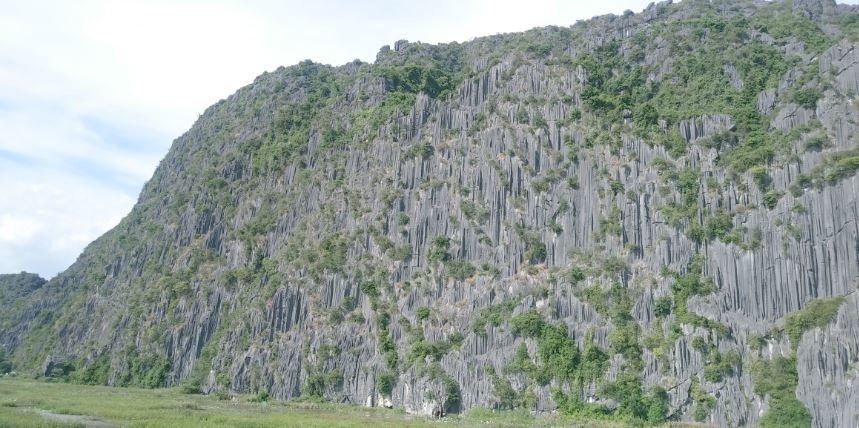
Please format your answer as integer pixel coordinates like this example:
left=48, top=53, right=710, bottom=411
left=796, top=292, right=859, bottom=428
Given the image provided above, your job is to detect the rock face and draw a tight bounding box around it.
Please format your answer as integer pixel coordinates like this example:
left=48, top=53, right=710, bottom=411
left=2, top=1, right=859, bottom=427
left=797, top=292, right=859, bottom=428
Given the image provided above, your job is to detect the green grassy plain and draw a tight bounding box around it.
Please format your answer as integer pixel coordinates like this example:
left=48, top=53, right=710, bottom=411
left=0, top=377, right=706, bottom=427
left=0, top=376, right=421, bottom=428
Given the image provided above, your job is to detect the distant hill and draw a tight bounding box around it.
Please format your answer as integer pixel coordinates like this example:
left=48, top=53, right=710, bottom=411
left=0, top=272, right=45, bottom=307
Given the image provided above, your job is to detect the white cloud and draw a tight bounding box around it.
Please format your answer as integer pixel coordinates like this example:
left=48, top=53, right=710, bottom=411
left=0, top=160, right=135, bottom=277
left=21, top=0, right=842, bottom=277
left=0, top=215, right=42, bottom=243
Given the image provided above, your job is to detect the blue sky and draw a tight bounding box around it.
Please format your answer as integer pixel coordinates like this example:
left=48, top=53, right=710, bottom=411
left=1, top=0, right=856, bottom=278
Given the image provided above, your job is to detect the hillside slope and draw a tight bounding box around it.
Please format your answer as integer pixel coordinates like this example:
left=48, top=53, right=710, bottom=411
left=3, top=0, right=859, bottom=426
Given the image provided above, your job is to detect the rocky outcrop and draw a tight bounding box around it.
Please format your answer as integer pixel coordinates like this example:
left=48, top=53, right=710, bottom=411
left=797, top=292, right=859, bottom=428
left=678, top=114, right=734, bottom=142
left=820, top=40, right=859, bottom=95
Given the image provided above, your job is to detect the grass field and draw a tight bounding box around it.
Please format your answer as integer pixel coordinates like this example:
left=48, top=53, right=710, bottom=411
left=0, top=377, right=705, bottom=427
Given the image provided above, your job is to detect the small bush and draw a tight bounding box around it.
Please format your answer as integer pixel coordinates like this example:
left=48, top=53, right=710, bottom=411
left=249, top=390, right=270, bottom=402
left=377, top=371, right=397, bottom=396
left=644, top=385, right=669, bottom=424
left=602, top=256, right=628, bottom=276
left=691, top=377, right=715, bottom=422
left=792, top=88, right=821, bottom=109
left=472, top=299, right=518, bottom=335
left=703, top=349, right=741, bottom=383
left=397, top=213, right=410, bottom=225
left=510, top=311, right=545, bottom=337
left=405, top=143, right=434, bottom=159
left=568, top=266, right=585, bottom=284
left=446, top=259, right=476, bottom=280
left=691, top=336, right=707, bottom=352
left=633, top=103, right=659, bottom=128
left=784, top=296, right=845, bottom=349
left=803, top=135, right=826, bottom=151
left=180, top=382, right=202, bottom=394
left=360, top=282, right=379, bottom=299
left=427, top=236, right=451, bottom=263
left=415, top=306, right=431, bottom=321
left=825, top=156, right=859, bottom=184
left=654, top=296, right=673, bottom=317
left=704, top=210, right=734, bottom=241
left=751, top=356, right=812, bottom=427
left=447, top=332, right=464, bottom=347
left=750, top=165, right=769, bottom=190
left=304, top=371, right=342, bottom=397
left=762, top=190, right=783, bottom=209
left=0, top=348, right=11, bottom=374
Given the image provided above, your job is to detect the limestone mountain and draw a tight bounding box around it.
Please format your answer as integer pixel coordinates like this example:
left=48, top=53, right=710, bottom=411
left=3, top=0, right=859, bottom=426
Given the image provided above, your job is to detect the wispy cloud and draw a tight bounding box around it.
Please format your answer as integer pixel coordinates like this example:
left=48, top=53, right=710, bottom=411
left=0, top=0, right=671, bottom=277
left=0, top=159, right=135, bottom=276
